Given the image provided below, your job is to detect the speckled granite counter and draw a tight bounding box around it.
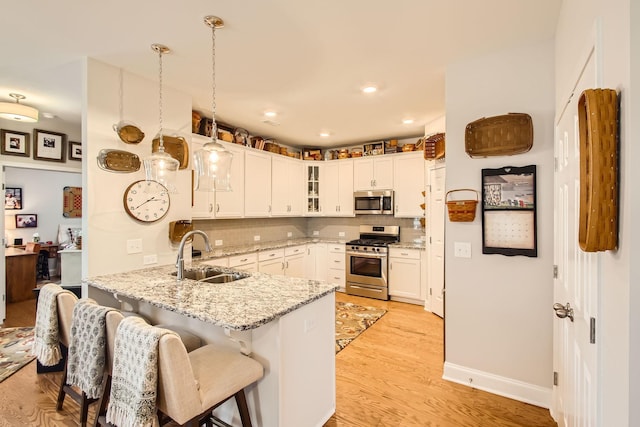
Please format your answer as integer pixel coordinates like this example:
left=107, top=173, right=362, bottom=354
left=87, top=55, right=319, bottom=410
left=84, top=263, right=338, bottom=331
left=389, top=241, right=427, bottom=250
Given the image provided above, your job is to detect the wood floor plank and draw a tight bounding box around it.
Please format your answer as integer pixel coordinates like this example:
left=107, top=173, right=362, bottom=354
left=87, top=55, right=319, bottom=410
left=0, top=293, right=556, bottom=426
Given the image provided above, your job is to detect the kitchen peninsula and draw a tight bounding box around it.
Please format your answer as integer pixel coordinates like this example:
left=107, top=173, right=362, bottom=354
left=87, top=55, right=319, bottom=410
left=86, top=263, right=338, bottom=427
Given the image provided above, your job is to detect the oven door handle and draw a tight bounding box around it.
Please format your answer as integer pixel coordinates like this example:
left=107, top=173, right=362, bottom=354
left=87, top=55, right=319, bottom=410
left=349, top=285, right=384, bottom=293
left=346, top=251, right=387, bottom=259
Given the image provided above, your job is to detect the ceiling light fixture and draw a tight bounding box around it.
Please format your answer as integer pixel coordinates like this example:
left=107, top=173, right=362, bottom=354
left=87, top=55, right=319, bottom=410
left=144, top=44, right=180, bottom=193
left=319, top=132, right=331, bottom=138
left=362, top=85, right=377, bottom=94
left=0, top=93, right=39, bottom=122
left=264, top=111, right=277, bottom=117
left=402, top=118, right=415, bottom=124
left=193, top=15, right=233, bottom=192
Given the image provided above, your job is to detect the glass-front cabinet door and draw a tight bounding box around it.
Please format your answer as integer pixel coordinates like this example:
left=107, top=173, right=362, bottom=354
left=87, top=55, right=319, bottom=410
left=306, top=164, right=321, bottom=215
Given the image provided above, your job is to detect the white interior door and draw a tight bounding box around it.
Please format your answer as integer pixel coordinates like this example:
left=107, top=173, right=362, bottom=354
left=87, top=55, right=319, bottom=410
left=428, top=164, right=445, bottom=317
left=553, top=46, right=599, bottom=427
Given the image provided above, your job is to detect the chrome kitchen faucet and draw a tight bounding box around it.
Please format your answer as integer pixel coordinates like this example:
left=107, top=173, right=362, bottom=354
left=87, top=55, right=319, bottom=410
left=176, top=230, right=212, bottom=280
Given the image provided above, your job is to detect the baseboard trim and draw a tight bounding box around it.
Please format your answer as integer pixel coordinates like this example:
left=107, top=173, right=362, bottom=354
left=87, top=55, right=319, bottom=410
left=442, top=362, right=552, bottom=409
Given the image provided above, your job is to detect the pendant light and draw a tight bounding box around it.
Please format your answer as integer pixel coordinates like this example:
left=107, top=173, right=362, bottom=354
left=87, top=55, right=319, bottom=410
left=0, top=93, right=39, bottom=122
left=144, top=43, right=180, bottom=193
left=193, top=15, right=233, bottom=192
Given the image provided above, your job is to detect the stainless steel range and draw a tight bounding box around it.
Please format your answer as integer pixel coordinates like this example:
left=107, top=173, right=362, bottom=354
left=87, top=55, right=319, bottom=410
left=346, top=225, right=400, bottom=300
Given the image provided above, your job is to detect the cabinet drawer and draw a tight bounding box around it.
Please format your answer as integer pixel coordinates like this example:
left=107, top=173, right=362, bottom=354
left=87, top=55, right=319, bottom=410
left=389, top=248, right=421, bottom=260
left=259, top=248, right=284, bottom=261
left=229, top=252, right=257, bottom=267
left=200, top=257, right=229, bottom=267
left=285, top=245, right=306, bottom=257
left=327, top=268, right=345, bottom=285
left=328, top=244, right=345, bottom=253
left=327, top=252, right=345, bottom=268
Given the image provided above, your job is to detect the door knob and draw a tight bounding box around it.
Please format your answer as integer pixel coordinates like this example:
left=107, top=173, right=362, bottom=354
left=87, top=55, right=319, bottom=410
left=553, top=302, right=574, bottom=322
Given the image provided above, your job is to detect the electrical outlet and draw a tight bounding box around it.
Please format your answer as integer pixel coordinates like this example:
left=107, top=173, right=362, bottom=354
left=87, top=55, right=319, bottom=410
left=338, top=231, right=345, bottom=237
left=287, top=232, right=293, bottom=238
left=254, top=235, right=261, bottom=241
left=454, top=241, right=472, bottom=258
left=143, top=254, right=158, bottom=265
left=313, top=230, right=319, bottom=236
left=126, top=238, right=142, bottom=254
left=214, top=239, right=223, bottom=246
left=304, top=318, right=317, bottom=333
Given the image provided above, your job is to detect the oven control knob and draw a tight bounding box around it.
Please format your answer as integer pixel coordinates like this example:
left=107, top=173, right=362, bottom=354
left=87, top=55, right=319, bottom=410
left=363, top=247, right=368, bottom=251
left=375, top=248, right=380, bottom=252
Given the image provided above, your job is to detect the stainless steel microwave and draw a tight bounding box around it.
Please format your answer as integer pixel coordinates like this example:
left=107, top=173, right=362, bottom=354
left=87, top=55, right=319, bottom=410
left=354, top=190, right=394, bottom=214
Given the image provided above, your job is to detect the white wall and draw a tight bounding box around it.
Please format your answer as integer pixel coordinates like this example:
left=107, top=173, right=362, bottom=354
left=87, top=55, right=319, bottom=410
left=84, top=58, right=193, bottom=280
left=4, top=167, right=81, bottom=245
left=443, top=40, right=555, bottom=406
left=555, top=0, right=637, bottom=425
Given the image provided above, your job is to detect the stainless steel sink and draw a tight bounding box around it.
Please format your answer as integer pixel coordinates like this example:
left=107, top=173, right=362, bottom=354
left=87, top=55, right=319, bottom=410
left=171, top=269, right=249, bottom=283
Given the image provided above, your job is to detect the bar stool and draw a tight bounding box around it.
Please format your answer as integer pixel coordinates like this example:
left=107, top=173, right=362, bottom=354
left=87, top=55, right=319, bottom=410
left=155, top=333, right=264, bottom=426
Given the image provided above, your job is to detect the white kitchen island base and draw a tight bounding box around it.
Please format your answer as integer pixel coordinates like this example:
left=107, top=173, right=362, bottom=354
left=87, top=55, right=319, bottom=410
left=88, top=285, right=336, bottom=427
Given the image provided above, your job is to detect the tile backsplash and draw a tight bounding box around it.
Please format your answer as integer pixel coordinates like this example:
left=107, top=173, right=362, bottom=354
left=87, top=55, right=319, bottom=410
left=193, top=216, right=425, bottom=250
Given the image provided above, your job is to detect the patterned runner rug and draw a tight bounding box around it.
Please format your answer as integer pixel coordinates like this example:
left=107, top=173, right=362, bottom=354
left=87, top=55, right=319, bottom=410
left=0, top=327, right=35, bottom=383
left=335, top=302, right=387, bottom=353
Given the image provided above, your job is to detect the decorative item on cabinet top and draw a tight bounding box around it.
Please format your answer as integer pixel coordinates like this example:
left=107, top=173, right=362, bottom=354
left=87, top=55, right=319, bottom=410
left=577, top=88, right=619, bottom=252
left=465, top=113, right=533, bottom=158
left=445, top=189, right=479, bottom=222
left=97, top=149, right=141, bottom=172
left=423, top=133, right=445, bottom=160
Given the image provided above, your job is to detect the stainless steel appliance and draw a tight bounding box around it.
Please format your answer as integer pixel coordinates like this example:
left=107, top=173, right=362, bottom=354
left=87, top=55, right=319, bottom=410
left=346, top=225, right=400, bottom=300
left=354, top=190, right=394, bottom=215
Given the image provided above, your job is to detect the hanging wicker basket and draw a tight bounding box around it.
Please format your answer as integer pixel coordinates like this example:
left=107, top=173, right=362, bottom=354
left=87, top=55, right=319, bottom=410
left=445, top=189, right=479, bottom=222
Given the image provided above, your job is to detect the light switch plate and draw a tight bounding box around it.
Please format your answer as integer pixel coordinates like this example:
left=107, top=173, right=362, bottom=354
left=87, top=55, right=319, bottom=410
left=338, top=231, right=345, bottom=237
left=287, top=232, right=293, bottom=238
left=254, top=235, right=261, bottom=241
left=127, top=238, right=142, bottom=254
left=214, top=239, right=223, bottom=246
left=143, top=254, right=158, bottom=265
left=313, top=231, right=319, bottom=236
left=454, top=241, right=472, bottom=258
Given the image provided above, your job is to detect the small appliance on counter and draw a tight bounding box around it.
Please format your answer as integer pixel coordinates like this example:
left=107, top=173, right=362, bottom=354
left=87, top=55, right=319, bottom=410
left=345, top=225, right=400, bottom=300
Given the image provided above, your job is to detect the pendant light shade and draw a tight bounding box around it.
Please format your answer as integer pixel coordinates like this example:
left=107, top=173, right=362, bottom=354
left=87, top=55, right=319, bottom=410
left=194, top=15, right=233, bottom=192
left=144, top=44, right=179, bottom=193
left=0, top=93, right=38, bottom=122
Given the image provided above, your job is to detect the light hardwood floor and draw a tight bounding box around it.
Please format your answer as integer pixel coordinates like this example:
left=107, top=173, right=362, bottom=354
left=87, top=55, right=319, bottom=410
left=0, top=294, right=557, bottom=427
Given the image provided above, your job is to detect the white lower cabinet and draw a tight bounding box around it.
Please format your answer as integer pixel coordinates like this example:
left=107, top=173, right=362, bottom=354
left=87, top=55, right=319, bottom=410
left=258, top=248, right=285, bottom=275
left=228, top=252, right=258, bottom=272
left=306, top=243, right=327, bottom=281
left=388, top=248, right=424, bottom=303
left=284, top=245, right=306, bottom=278
left=326, top=244, right=346, bottom=290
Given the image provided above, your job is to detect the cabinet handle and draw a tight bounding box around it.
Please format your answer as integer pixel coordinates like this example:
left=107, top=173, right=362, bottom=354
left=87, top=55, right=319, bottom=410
left=268, top=205, right=272, bottom=213
left=208, top=203, right=213, bottom=213
left=401, top=252, right=409, bottom=256
left=240, top=258, right=248, bottom=262
left=281, top=262, right=285, bottom=270
left=286, top=261, right=289, bottom=269
left=334, top=260, right=340, bottom=263
left=269, top=253, right=276, bottom=257
left=216, top=203, right=220, bottom=213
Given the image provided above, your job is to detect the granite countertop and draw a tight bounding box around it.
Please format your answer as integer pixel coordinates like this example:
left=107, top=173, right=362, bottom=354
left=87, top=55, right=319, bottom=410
left=389, top=241, right=427, bottom=250
left=84, top=264, right=338, bottom=331
left=196, top=237, right=347, bottom=260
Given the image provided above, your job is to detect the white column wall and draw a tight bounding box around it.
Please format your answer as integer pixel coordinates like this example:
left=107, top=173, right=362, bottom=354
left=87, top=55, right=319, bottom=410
left=443, top=40, right=555, bottom=405
left=84, top=58, right=193, bottom=280
left=555, top=0, right=636, bottom=425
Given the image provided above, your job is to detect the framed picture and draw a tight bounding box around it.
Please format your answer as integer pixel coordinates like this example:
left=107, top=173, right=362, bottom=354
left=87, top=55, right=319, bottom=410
left=5, top=187, right=23, bottom=210
left=69, top=141, right=82, bottom=161
left=0, top=129, right=30, bottom=157
left=15, top=214, right=37, bottom=228
left=33, top=129, right=67, bottom=162
left=481, top=165, right=537, bottom=257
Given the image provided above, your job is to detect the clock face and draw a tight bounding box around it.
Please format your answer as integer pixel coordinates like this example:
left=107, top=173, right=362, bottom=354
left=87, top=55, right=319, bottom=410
left=123, top=180, right=170, bottom=223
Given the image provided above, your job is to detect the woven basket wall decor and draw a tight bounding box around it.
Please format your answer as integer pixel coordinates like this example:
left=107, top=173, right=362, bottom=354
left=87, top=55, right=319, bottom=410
left=465, top=113, right=533, bottom=158
left=578, top=88, right=618, bottom=252
left=445, top=189, right=479, bottom=222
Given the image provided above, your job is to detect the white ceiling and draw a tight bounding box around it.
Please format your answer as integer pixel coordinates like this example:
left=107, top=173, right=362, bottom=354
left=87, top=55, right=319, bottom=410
left=0, top=0, right=560, bottom=149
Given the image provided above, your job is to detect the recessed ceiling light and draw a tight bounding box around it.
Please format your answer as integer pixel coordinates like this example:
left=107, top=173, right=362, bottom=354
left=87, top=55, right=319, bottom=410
left=42, top=112, right=56, bottom=119
left=319, top=132, right=331, bottom=137
left=402, top=118, right=415, bottom=124
left=362, top=85, right=377, bottom=94
left=264, top=110, right=277, bottom=117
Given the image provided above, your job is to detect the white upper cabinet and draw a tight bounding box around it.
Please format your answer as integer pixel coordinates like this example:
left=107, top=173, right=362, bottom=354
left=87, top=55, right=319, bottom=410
left=214, top=142, right=245, bottom=218
left=244, top=150, right=272, bottom=217
left=393, top=152, right=425, bottom=217
left=272, top=156, right=304, bottom=216
left=353, top=157, right=393, bottom=191
left=322, top=160, right=354, bottom=216
left=304, top=163, right=323, bottom=216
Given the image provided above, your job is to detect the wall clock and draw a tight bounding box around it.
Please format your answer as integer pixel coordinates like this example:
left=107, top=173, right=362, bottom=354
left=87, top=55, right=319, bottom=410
left=123, top=180, right=170, bottom=223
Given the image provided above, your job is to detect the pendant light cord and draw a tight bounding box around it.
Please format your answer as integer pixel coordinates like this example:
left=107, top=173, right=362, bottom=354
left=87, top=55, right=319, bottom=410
left=210, top=23, right=218, bottom=141
left=158, top=47, right=165, bottom=150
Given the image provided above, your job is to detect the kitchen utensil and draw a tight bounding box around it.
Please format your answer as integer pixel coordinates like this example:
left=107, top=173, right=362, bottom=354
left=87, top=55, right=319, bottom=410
left=113, top=121, right=145, bottom=144
left=97, top=149, right=141, bottom=172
